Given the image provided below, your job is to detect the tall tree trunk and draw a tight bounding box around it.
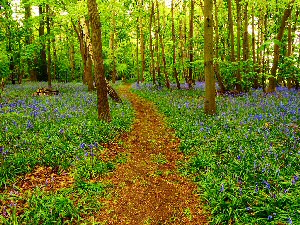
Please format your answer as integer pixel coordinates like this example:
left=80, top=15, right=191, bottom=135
left=242, top=2, right=249, bottom=91
left=243, top=2, right=249, bottom=62
left=204, top=0, right=216, bottom=115
left=235, top=0, right=242, bottom=92
left=188, top=0, right=195, bottom=88
left=228, top=0, right=235, bottom=62
left=267, top=0, right=295, bottom=93
left=214, top=0, right=225, bottom=93
left=38, top=6, right=47, bottom=82
left=140, top=2, right=145, bottom=83
left=24, top=1, right=37, bottom=81
left=156, top=0, right=170, bottom=89
left=252, top=5, right=258, bottom=88
left=87, top=0, right=111, bottom=121
left=136, top=16, right=140, bottom=84
left=154, top=3, right=161, bottom=86
left=171, top=0, right=180, bottom=89
left=46, top=5, right=52, bottom=88
left=149, top=1, right=156, bottom=84
left=70, top=42, right=75, bottom=81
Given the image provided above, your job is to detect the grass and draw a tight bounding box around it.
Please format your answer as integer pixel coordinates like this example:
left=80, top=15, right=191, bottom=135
left=0, top=81, right=134, bottom=223
left=133, top=83, right=300, bottom=224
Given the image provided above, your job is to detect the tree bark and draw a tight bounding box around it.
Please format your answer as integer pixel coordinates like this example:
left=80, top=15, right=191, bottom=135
left=252, top=5, right=259, bottom=88
left=46, top=5, right=52, bottom=88
left=204, top=0, right=216, bottom=115
left=235, top=0, right=242, bottom=92
left=213, top=0, right=225, bottom=93
left=267, top=0, right=295, bottom=93
left=188, top=0, right=195, bottom=88
left=87, top=0, right=111, bottom=121
left=171, top=0, right=180, bottom=89
left=140, top=2, right=145, bottom=83
left=156, top=0, right=170, bottom=89
left=149, top=1, right=156, bottom=84
left=38, top=6, right=47, bottom=82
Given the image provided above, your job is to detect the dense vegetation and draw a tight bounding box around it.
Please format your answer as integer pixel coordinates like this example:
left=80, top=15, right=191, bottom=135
left=0, top=0, right=300, bottom=224
left=133, top=83, right=299, bottom=224
left=0, top=82, right=134, bottom=223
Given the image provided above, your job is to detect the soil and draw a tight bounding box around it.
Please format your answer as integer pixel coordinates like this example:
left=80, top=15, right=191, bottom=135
left=96, top=85, right=208, bottom=224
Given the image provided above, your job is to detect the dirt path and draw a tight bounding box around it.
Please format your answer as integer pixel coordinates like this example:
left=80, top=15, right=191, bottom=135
left=97, top=85, right=208, bottom=224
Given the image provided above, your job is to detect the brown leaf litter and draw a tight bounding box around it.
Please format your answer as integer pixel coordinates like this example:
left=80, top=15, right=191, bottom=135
left=95, top=85, right=208, bottom=224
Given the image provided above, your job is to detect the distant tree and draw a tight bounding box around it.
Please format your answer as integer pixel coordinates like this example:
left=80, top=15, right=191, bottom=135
left=267, top=0, right=295, bottom=93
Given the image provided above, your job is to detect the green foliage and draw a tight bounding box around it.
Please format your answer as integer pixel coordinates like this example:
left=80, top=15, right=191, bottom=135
left=0, top=82, right=135, bottom=187
left=134, top=84, right=300, bottom=224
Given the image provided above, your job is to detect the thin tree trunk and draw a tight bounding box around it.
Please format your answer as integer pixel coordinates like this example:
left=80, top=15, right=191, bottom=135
left=140, top=2, right=145, bottom=82
left=204, top=0, right=216, bottom=114
left=136, top=16, right=140, bottom=84
left=38, top=6, right=47, bottom=82
left=149, top=1, right=156, bottom=84
left=46, top=5, right=52, bottom=88
left=188, top=0, right=195, bottom=88
left=267, top=0, right=295, bottom=92
left=156, top=0, right=170, bottom=89
left=172, top=0, right=180, bottom=89
left=235, top=0, right=242, bottom=92
left=87, top=0, right=111, bottom=121
left=70, top=43, right=75, bottom=81
left=214, top=0, right=225, bottom=93
left=252, top=5, right=258, bottom=88
left=228, top=0, right=235, bottom=62
left=154, top=3, right=161, bottom=86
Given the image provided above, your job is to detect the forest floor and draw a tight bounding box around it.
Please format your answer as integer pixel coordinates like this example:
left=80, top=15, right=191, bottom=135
left=95, top=85, right=208, bottom=224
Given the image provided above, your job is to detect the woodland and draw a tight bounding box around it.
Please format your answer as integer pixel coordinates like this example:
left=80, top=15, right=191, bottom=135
left=0, top=0, right=300, bottom=224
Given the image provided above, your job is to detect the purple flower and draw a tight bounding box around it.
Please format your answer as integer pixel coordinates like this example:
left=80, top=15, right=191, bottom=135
left=220, top=184, right=225, bottom=192
left=263, top=180, right=271, bottom=190
left=237, top=155, right=241, bottom=161
left=27, top=120, right=34, bottom=129
left=268, top=215, right=273, bottom=221
left=80, top=143, right=86, bottom=149
left=246, top=207, right=251, bottom=211
left=255, top=184, right=259, bottom=193
left=287, top=218, right=292, bottom=224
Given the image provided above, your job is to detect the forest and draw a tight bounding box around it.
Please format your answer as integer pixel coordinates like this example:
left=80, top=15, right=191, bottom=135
left=0, top=0, right=299, bottom=224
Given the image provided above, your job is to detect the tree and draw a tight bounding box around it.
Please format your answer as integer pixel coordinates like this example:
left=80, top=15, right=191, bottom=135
left=87, top=0, right=111, bottom=122
left=267, top=0, right=296, bottom=93
left=204, top=0, right=216, bottom=115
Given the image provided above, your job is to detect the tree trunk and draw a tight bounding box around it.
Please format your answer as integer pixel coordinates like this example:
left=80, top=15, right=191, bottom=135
left=213, top=0, right=225, bottom=93
left=70, top=42, right=75, bottom=81
left=243, top=2, right=249, bottom=62
left=136, top=17, right=140, bottom=84
left=188, top=0, right=195, bottom=88
left=46, top=5, right=52, bottom=88
left=38, top=6, right=48, bottom=82
left=235, top=0, right=242, bottom=92
left=154, top=3, right=161, bottom=86
left=252, top=5, right=259, bottom=88
left=171, top=0, right=180, bottom=89
left=87, top=0, right=111, bottom=121
left=267, top=0, right=295, bottom=93
left=140, top=2, right=145, bottom=83
left=156, top=0, right=170, bottom=89
left=228, top=0, right=235, bottom=62
left=204, top=0, right=216, bottom=115
left=149, top=1, right=156, bottom=85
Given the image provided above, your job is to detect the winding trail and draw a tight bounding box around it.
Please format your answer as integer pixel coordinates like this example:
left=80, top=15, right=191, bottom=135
left=97, top=85, right=208, bottom=224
